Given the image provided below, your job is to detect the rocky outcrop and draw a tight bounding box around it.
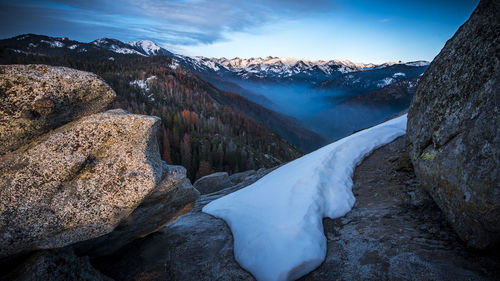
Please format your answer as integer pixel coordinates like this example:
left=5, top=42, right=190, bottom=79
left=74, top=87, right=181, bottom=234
left=0, top=109, right=164, bottom=258
left=301, top=137, right=499, bottom=281
left=75, top=164, right=199, bottom=256
left=93, top=168, right=273, bottom=280
left=0, top=65, right=199, bottom=260
left=2, top=249, right=111, bottom=281
left=0, top=64, right=116, bottom=155
left=194, top=172, right=234, bottom=194
left=407, top=0, right=500, bottom=249
left=193, top=170, right=264, bottom=195
left=93, top=146, right=500, bottom=281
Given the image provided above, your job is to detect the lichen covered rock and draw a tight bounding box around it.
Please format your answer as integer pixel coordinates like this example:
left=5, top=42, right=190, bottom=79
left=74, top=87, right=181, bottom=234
left=0, top=109, right=163, bottom=258
left=0, top=64, right=116, bottom=155
left=407, top=0, right=500, bottom=249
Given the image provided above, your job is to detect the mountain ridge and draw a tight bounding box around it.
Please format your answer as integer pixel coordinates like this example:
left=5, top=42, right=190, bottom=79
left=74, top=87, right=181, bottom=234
left=2, top=34, right=429, bottom=83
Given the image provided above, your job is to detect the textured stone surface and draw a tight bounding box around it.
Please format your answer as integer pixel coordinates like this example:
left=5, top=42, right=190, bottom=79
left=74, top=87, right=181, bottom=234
left=193, top=172, right=233, bottom=194
left=2, top=248, right=111, bottom=281
left=95, top=138, right=500, bottom=280
left=300, top=137, right=499, bottom=281
left=407, top=0, right=500, bottom=249
left=93, top=168, right=273, bottom=281
left=75, top=164, right=200, bottom=256
left=228, top=170, right=256, bottom=185
left=0, top=109, right=163, bottom=258
left=96, top=143, right=500, bottom=280
left=0, top=64, right=116, bottom=155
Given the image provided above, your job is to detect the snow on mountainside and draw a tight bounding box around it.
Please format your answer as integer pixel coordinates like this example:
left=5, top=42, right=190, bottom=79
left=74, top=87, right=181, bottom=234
left=2, top=34, right=428, bottom=85
left=214, top=57, right=373, bottom=73
left=203, top=114, right=408, bottom=281
left=180, top=56, right=368, bottom=80
left=317, top=62, right=428, bottom=93
left=128, top=40, right=163, bottom=56
left=92, top=38, right=172, bottom=57
left=92, top=38, right=146, bottom=56
left=173, top=54, right=429, bottom=83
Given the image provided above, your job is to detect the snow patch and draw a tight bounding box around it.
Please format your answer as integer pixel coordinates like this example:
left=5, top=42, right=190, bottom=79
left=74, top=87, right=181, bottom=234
left=377, top=77, right=395, bottom=87
left=203, top=115, right=408, bottom=281
left=169, top=61, right=180, bottom=70
left=112, top=46, right=145, bottom=56
left=40, top=40, right=64, bottom=48
left=392, top=72, right=406, bottom=78
left=129, top=76, right=157, bottom=101
left=68, top=44, right=78, bottom=50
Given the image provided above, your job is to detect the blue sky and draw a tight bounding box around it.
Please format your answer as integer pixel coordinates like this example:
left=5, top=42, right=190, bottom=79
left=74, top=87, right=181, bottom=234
left=0, top=0, right=479, bottom=63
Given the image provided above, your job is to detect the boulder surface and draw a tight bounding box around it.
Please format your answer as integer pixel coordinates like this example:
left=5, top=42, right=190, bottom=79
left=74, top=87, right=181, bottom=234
left=0, top=109, right=163, bottom=258
left=93, top=144, right=500, bottom=280
left=193, top=172, right=234, bottom=194
left=407, top=0, right=500, bottom=249
left=75, top=164, right=200, bottom=256
left=2, top=248, right=112, bottom=281
left=93, top=168, right=273, bottom=281
left=0, top=65, right=199, bottom=260
left=0, top=64, right=116, bottom=155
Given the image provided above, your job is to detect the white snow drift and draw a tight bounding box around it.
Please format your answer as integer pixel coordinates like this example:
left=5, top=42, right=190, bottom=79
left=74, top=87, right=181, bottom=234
left=203, top=114, right=408, bottom=281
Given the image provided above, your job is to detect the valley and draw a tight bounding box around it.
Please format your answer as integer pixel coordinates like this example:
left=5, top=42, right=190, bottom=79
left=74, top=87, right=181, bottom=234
left=1, top=1, right=498, bottom=280
left=0, top=34, right=427, bottom=152
left=174, top=55, right=428, bottom=140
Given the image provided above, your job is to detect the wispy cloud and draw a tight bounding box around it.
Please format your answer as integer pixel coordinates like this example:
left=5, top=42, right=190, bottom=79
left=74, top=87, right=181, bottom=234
left=0, top=0, right=335, bottom=48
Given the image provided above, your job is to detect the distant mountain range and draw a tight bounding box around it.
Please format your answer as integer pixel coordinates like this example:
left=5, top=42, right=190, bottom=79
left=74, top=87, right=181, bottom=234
left=1, top=33, right=429, bottom=143
left=176, top=55, right=428, bottom=84
left=3, top=34, right=428, bottom=85
left=0, top=34, right=328, bottom=154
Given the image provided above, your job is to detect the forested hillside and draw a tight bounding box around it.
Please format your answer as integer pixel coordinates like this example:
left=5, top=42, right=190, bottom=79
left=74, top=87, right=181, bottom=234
left=0, top=48, right=302, bottom=181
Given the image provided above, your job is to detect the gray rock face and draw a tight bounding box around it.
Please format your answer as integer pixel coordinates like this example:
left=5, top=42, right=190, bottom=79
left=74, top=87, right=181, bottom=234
left=229, top=170, right=256, bottom=185
left=0, top=65, right=199, bottom=260
left=94, top=168, right=273, bottom=281
left=300, top=137, right=499, bottom=281
left=2, top=248, right=111, bottom=281
left=0, top=109, right=163, bottom=258
left=75, top=164, right=200, bottom=256
left=0, top=64, right=116, bottom=155
left=407, top=0, right=500, bottom=249
left=193, top=172, right=234, bottom=194
left=94, top=138, right=500, bottom=281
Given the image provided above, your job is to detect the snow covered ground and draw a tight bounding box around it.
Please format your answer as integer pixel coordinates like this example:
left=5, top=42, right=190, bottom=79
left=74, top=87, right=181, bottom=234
left=203, top=114, right=408, bottom=281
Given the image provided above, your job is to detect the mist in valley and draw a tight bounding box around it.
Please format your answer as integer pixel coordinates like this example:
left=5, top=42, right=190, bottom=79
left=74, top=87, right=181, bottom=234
left=233, top=80, right=405, bottom=141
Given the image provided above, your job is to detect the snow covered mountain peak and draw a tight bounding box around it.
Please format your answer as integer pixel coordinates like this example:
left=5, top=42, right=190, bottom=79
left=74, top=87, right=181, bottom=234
left=127, top=40, right=162, bottom=56
left=172, top=53, right=429, bottom=83
left=91, top=38, right=171, bottom=57
left=216, top=56, right=361, bottom=70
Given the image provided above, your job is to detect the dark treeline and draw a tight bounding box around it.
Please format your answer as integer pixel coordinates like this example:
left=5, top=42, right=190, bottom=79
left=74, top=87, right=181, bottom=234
left=0, top=49, right=301, bottom=181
